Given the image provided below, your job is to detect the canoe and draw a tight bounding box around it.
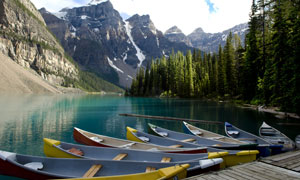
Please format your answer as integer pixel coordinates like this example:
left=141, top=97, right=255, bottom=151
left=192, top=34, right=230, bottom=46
left=127, top=126, right=259, bottom=168
left=183, top=121, right=246, bottom=144
left=149, top=123, right=257, bottom=150
left=73, top=127, right=207, bottom=154
left=225, top=122, right=283, bottom=156
left=259, top=122, right=295, bottom=151
left=295, top=135, right=300, bottom=149
left=43, top=138, right=223, bottom=177
left=0, top=150, right=191, bottom=180
left=44, top=138, right=212, bottom=162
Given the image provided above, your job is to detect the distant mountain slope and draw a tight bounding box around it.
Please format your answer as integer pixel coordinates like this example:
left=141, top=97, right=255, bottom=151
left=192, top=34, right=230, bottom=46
left=0, top=0, right=78, bottom=87
left=165, top=23, right=248, bottom=53
left=40, top=0, right=192, bottom=88
left=0, top=52, right=61, bottom=94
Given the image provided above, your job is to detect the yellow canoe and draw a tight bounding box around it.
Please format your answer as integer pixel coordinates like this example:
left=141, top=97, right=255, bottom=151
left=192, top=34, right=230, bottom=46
left=127, top=126, right=259, bottom=169
left=50, top=163, right=189, bottom=180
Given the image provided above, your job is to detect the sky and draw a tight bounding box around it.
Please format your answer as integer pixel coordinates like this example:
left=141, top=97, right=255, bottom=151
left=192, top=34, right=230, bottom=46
left=31, top=0, right=252, bottom=35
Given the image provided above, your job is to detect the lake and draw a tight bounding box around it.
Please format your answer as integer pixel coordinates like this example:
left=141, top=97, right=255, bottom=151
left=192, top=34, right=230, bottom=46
left=0, top=95, right=299, bottom=180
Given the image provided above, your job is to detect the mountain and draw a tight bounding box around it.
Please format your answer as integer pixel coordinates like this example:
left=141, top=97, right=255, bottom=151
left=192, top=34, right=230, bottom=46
left=40, top=0, right=192, bottom=87
left=165, top=23, right=248, bottom=53
left=0, top=0, right=78, bottom=87
left=164, top=26, right=192, bottom=47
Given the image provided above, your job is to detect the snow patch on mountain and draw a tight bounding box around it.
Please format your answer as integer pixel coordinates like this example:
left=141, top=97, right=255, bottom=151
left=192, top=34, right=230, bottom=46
left=81, top=15, right=89, bottom=20
left=88, top=0, right=108, bottom=6
left=124, top=21, right=145, bottom=67
left=53, top=11, right=67, bottom=20
left=107, top=57, right=124, bottom=73
left=156, top=37, right=160, bottom=47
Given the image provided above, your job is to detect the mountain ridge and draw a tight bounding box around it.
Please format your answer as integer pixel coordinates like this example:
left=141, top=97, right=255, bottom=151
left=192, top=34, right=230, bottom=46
left=40, top=1, right=192, bottom=87
left=165, top=23, right=248, bottom=52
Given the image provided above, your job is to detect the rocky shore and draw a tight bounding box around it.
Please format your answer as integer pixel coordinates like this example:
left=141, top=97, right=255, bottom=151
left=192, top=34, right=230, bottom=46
left=241, top=104, right=300, bottom=119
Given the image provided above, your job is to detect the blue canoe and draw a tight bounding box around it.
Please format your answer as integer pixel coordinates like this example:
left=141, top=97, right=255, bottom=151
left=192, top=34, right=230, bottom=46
left=225, top=122, right=283, bottom=156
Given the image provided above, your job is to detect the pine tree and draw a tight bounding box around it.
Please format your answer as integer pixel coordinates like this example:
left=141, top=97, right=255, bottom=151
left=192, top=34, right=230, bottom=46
left=186, top=50, right=194, bottom=97
left=217, top=45, right=225, bottom=96
left=243, top=0, right=260, bottom=101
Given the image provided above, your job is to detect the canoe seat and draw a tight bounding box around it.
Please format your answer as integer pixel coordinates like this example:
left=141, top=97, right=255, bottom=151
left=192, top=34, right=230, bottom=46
left=90, top=137, right=103, bottom=143
left=169, top=144, right=183, bottom=148
left=181, top=138, right=196, bottom=142
left=261, top=132, right=277, bottom=136
left=191, top=130, right=202, bottom=135
left=24, top=162, right=43, bottom=170
left=158, top=132, right=168, bottom=137
left=208, top=137, right=223, bottom=140
left=113, top=153, right=128, bottom=160
left=161, top=157, right=171, bottom=162
left=119, top=142, right=135, bottom=148
left=146, top=148, right=159, bottom=151
left=83, top=164, right=102, bottom=178
left=68, top=148, right=84, bottom=156
left=227, top=130, right=239, bottom=135
left=139, top=136, right=150, bottom=142
left=145, top=167, right=156, bottom=172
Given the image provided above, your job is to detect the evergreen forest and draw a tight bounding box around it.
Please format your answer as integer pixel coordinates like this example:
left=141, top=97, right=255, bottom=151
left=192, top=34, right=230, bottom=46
left=128, top=0, right=300, bottom=114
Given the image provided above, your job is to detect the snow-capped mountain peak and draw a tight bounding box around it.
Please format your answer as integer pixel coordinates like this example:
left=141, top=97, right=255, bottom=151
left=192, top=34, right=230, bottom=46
left=88, top=0, right=108, bottom=6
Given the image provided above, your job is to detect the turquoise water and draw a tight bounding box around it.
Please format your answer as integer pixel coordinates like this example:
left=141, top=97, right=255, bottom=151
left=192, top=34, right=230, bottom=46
left=0, top=95, right=299, bottom=180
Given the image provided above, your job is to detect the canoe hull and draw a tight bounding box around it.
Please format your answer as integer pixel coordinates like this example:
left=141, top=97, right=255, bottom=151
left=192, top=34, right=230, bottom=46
left=224, top=122, right=282, bottom=157
left=183, top=121, right=247, bottom=145
left=127, top=126, right=259, bottom=168
left=259, top=122, right=295, bottom=151
left=0, top=158, right=55, bottom=180
left=74, top=128, right=207, bottom=154
left=296, top=135, right=300, bottom=149
left=44, top=138, right=80, bottom=159
left=149, top=123, right=258, bottom=151
left=0, top=157, right=189, bottom=180
left=74, top=128, right=112, bottom=148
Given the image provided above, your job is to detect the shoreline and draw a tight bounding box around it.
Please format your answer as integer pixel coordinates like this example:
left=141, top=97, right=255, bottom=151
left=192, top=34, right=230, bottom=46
left=239, top=104, right=300, bottom=119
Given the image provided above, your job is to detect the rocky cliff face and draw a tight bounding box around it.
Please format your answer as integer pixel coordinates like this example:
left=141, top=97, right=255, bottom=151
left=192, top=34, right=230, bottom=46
left=0, top=0, right=78, bottom=86
left=40, top=0, right=192, bottom=87
left=165, top=23, right=248, bottom=53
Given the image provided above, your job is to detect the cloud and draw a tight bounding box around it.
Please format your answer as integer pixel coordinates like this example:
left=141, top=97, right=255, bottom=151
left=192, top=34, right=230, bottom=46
left=31, top=0, right=251, bottom=34
left=31, top=0, right=83, bottom=12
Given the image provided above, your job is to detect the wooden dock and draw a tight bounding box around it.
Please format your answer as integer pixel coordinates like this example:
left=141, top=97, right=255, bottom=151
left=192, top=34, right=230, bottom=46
left=185, top=150, right=300, bottom=180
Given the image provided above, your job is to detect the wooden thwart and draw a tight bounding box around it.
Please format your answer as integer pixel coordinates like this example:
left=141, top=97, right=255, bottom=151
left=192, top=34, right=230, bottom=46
left=83, top=164, right=102, bottom=178
left=145, top=167, right=156, bottom=172
left=161, top=157, right=171, bottom=162
left=181, top=138, right=196, bottom=142
left=113, top=153, right=127, bottom=160
left=169, top=144, right=183, bottom=148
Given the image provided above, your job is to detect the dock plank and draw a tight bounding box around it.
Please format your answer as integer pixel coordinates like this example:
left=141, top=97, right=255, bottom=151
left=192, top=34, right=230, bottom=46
left=184, top=151, right=300, bottom=180
left=216, top=173, right=236, bottom=180
left=226, top=168, right=254, bottom=180
left=232, top=166, right=266, bottom=180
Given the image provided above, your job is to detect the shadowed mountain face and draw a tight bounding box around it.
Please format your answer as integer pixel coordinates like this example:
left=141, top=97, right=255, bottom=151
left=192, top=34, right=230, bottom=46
left=165, top=23, right=248, bottom=53
left=40, top=1, right=192, bottom=88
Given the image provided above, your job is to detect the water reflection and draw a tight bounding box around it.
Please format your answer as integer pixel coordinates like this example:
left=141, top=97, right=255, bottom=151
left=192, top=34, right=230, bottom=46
left=0, top=95, right=298, bottom=180
left=0, top=95, right=81, bottom=156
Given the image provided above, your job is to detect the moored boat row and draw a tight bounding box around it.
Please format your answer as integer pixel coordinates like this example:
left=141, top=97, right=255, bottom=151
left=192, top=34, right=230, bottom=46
left=1, top=120, right=296, bottom=180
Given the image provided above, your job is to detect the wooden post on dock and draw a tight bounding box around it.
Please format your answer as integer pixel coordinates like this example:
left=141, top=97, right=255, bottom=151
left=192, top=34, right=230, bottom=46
left=119, top=113, right=223, bottom=124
